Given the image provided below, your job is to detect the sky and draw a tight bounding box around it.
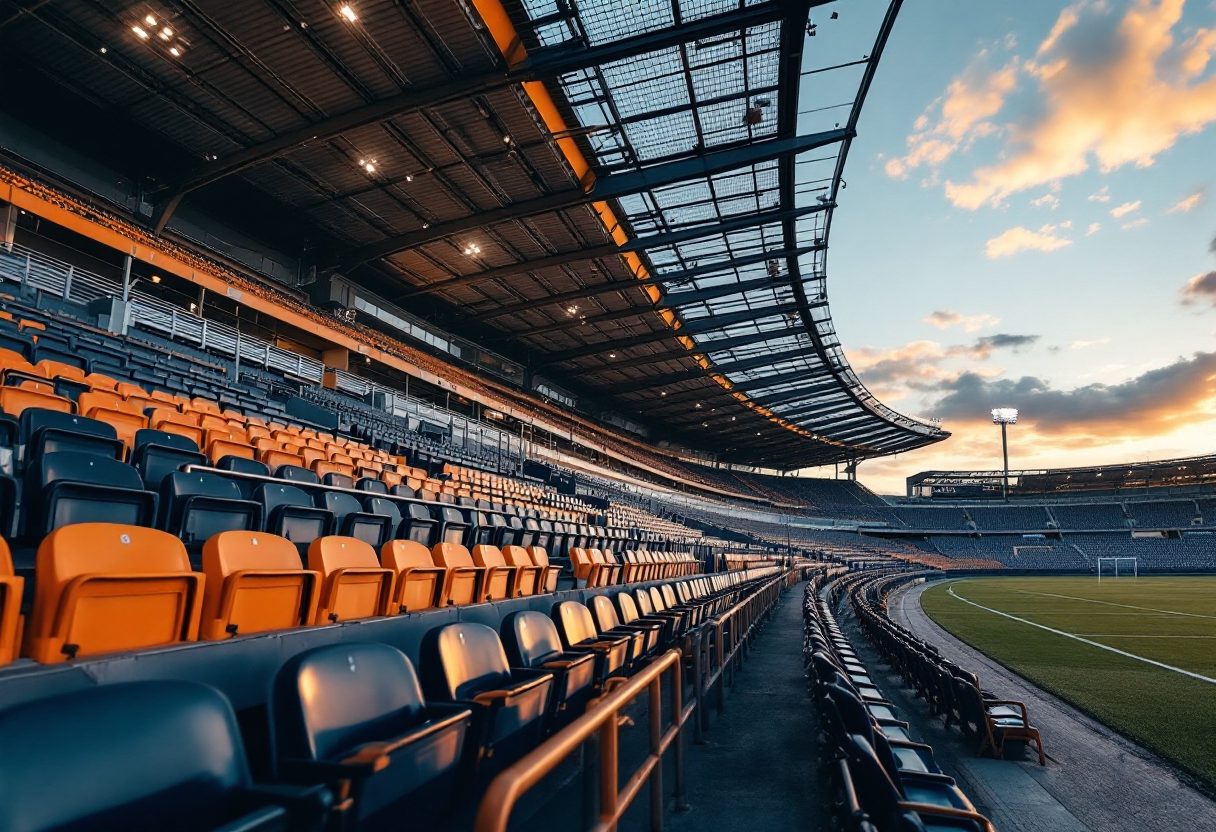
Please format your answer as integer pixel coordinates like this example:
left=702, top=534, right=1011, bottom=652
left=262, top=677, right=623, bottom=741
left=800, top=0, right=1216, bottom=495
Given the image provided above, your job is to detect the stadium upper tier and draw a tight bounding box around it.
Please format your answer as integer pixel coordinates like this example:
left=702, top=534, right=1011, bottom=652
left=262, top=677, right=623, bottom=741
left=0, top=0, right=946, bottom=469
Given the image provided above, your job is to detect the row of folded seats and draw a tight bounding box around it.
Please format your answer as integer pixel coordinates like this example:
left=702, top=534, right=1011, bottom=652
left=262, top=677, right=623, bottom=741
left=851, top=574, right=1046, bottom=767
left=569, top=546, right=698, bottom=586
left=0, top=562, right=769, bottom=831
left=804, top=574, right=1000, bottom=832
left=0, top=522, right=730, bottom=666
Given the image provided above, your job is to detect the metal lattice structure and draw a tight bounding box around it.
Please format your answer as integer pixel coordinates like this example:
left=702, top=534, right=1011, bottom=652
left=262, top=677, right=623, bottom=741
left=0, top=0, right=948, bottom=469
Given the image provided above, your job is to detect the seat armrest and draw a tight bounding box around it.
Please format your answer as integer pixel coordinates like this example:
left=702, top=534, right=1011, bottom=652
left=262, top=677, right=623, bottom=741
left=243, top=783, right=333, bottom=832
left=898, top=802, right=995, bottom=831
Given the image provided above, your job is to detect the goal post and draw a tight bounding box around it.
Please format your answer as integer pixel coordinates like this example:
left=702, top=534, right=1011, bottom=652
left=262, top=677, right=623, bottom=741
left=1097, top=557, right=1138, bottom=582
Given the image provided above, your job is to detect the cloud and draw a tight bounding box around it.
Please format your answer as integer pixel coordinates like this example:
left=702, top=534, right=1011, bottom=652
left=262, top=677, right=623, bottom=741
left=1070, top=337, right=1112, bottom=349
left=886, top=50, right=1019, bottom=179
left=985, top=224, right=1073, bottom=258
left=969, top=333, right=1041, bottom=359
left=1122, top=217, right=1150, bottom=229
left=1087, top=221, right=1102, bottom=235
left=923, top=310, right=1001, bottom=331
left=1031, top=192, right=1061, bottom=209
left=1181, top=270, right=1216, bottom=305
left=926, top=350, right=1216, bottom=437
left=1167, top=187, right=1206, bottom=213
left=1088, top=185, right=1112, bottom=202
left=1110, top=199, right=1142, bottom=217
left=937, top=1, right=1216, bottom=208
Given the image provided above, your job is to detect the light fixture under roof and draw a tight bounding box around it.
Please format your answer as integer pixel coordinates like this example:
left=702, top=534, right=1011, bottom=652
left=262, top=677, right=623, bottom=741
left=405, top=174, right=413, bottom=182
left=358, top=158, right=376, bottom=173
left=608, top=352, right=617, bottom=358
left=565, top=304, right=579, bottom=315
left=463, top=243, right=482, bottom=256
left=150, top=274, right=161, bottom=284
left=339, top=4, right=358, bottom=22
left=145, top=14, right=157, bottom=26
left=159, top=27, right=173, bottom=40
left=133, top=25, right=149, bottom=39
left=169, top=46, right=181, bottom=56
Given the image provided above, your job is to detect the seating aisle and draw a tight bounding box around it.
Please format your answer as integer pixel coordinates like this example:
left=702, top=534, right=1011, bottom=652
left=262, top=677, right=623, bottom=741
left=889, top=580, right=1216, bottom=832
left=660, top=582, right=828, bottom=832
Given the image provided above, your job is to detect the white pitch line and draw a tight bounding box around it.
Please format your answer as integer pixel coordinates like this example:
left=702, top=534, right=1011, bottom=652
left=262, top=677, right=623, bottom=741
left=946, top=585, right=1216, bottom=686
left=1013, top=589, right=1216, bottom=621
left=1071, top=634, right=1216, bottom=639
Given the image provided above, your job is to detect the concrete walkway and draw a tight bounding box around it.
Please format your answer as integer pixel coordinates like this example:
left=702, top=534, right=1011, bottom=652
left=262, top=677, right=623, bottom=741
left=889, top=578, right=1216, bottom=832
left=661, top=583, right=827, bottom=832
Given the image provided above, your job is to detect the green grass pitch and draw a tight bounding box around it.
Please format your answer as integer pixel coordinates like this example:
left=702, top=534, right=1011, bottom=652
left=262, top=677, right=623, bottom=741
left=921, top=576, right=1216, bottom=789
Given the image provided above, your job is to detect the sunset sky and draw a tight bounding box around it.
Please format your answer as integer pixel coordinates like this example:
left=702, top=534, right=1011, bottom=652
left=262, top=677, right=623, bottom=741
left=806, top=0, right=1216, bottom=495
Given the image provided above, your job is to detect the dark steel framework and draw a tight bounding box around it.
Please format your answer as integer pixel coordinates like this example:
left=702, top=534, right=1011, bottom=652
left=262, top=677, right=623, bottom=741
left=0, top=0, right=947, bottom=469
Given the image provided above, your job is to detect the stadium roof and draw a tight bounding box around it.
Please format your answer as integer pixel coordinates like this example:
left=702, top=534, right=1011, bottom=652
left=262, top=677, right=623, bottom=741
left=1, top=0, right=948, bottom=469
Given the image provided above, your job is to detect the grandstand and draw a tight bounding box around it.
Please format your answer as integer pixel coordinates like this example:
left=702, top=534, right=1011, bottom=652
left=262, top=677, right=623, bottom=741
left=0, top=1, right=1213, bottom=831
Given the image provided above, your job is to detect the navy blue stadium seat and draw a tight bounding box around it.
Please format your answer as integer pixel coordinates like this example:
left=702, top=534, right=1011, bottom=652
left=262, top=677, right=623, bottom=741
left=356, top=477, right=387, bottom=494
left=420, top=622, right=553, bottom=774
left=437, top=506, right=470, bottom=546
left=271, top=643, right=471, bottom=832
left=160, top=471, right=262, bottom=548
left=20, top=409, right=123, bottom=465
left=501, top=610, right=596, bottom=730
left=400, top=502, right=437, bottom=547
left=259, top=483, right=333, bottom=551
left=217, top=455, right=269, bottom=478
left=131, top=428, right=207, bottom=491
left=25, top=452, right=156, bottom=536
left=319, top=491, right=392, bottom=548
left=0, top=680, right=331, bottom=832
left=278, top=465, right=319, bottom=485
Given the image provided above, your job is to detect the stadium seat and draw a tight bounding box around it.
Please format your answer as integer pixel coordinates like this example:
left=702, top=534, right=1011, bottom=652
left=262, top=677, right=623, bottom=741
left=528, top=546, right=560, bottom=592
left=400, top=502, right=437, bottom=546
left=19, top=408, right=124, bottom=463
left=24, top=451, right=157, bottom=536
left=381, top=539, right=446, bottom=613
left=470, top=543, right=517, bottom=600
left=320, top=490, right=392, bottom=548
left=259, top=483, right=334, bottom=552
left=501, top=544, right=542, bottom=595
left=307, top=536, right=393, bottom=624
left=430, top=542, right=485, bottom=605
left=591, top=594, right=662, bottom=657
left=552, top=600, right=630, bottom=684
left=436, top=506, right=470, bottom=545
left=270, top=642, right=471, bottom=832
left=0, top=681, right=331, bottom=832
left=0, top=537, right=23, bottom=665
left=954, top=672, right=1047, bottom=765
left=160, top=471, right=262, bottom=548
left=24, top=523, right=203, bottom=662
left=500, top=610, right=595, bottom=730
left=131, top=428, right=208, bottom=491
left=200, top=530, right=320, bottom=640
left=420, top=622, right=553, bottom=772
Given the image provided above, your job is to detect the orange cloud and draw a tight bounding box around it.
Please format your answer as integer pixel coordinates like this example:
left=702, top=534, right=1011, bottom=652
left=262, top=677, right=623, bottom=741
left=1167, top=187, right=1206, bottom=212
left=1180, top=270, right=1216, bottom=304
left=1110, top=199, right=1142, bottom=217
left=985, top=224, right=1073, bottom=258
left=885, top=51, right=1018, bottom=179
left=923, top=310, right=1001, bottom=331
left=940, top=0, right=1216, bottom=208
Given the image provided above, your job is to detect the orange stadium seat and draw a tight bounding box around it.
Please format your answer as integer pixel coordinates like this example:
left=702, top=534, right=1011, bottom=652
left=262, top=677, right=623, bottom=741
left=0, top=538, right=23, bottom=665
left=24, top=524, right=203, bottom=663
left=430, top=542, right=483, bottom=605
left=306, top=536, right=393, bottom=624
left=200, top=531, right=319, bottom=641
left=381, top=539, right=446, bottom=613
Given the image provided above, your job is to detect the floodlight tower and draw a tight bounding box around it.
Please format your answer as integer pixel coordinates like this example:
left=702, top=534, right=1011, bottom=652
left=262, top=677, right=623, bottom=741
left=991, top=408, right=1018, bottom=502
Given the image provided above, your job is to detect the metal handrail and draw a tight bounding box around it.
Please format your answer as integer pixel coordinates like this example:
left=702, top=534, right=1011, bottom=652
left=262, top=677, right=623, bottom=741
left=474, top=648, right=691, bottom=832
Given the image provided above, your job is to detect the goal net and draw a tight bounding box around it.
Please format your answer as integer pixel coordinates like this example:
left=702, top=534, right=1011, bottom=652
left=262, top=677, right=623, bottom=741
left=1097, top=556, right=1138, bottom=581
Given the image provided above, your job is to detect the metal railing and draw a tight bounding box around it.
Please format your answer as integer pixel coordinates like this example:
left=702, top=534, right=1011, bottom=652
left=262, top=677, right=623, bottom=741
left=474, top=648, right=691, bottom=832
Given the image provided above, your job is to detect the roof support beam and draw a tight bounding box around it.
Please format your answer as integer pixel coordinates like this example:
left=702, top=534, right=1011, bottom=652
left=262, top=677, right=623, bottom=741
left=393, top=243, right=622, bottom=301
left=603, top=343, right=825, bottom=396
left=151, top=1, right=809, bottom=233
left=470, top=244, right=818, bottom=322
left=341, top=129, right=850, bottom=269
left=520, top=299, right=799, bottom=343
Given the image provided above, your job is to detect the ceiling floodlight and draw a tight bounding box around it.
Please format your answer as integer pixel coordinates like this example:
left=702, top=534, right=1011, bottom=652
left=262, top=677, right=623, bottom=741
left=990, top=407, right=1018, bottom=424
left=145, top=14, right=157, bottom=26
left=339, top=5, right=358, bottom=22
left=133, top=26, right=149, bottom=39
left=463, top=243, right=482, bottom=256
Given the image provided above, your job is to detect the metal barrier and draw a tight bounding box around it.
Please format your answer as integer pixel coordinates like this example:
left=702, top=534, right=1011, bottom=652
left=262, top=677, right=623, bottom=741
left=474, top=648, right=691, bottom=832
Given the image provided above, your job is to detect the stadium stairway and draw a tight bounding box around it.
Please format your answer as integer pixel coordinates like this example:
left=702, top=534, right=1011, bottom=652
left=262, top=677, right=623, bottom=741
left=882, top=579, right=1216, bottom=832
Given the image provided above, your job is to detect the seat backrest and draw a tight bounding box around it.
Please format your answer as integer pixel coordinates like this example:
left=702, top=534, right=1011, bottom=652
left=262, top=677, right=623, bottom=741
left=422, top=622, right=511, bottom=701
left=307, top=535, right=381, bottom=575
left=588, top=595, right=622, bottom=632
left=278, top=464, right=320, bottom=484
left=160, top=470, right=254, bottom=539
left=616, top=592, right=642, bottom=624
left=366, top=496, right=403, bottom=526
left=471, top=543, right=507, bottom=568
left=528, top=546, right=551, bottom=567
left=501, top=545, right=533, bottom=568
left=32, top=451, right=148, bottom=530
left=321, top=490, right=363, bottom=520
left=660, top=584, right=679, bottom=607
left=356, top=477, right=387, bottom=494
left=0, top=681, right=253, bottom=832
left=216, top=455, right=268, bottom=477
left=432, top=542, right=475, bottom=569
left=381, top=539, right=434, bottom=573
left=501, top=610, right=563, bottom=668
left=554, top=600, right=598, bottom=646
left=272, top=642, right=428, bottom=762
